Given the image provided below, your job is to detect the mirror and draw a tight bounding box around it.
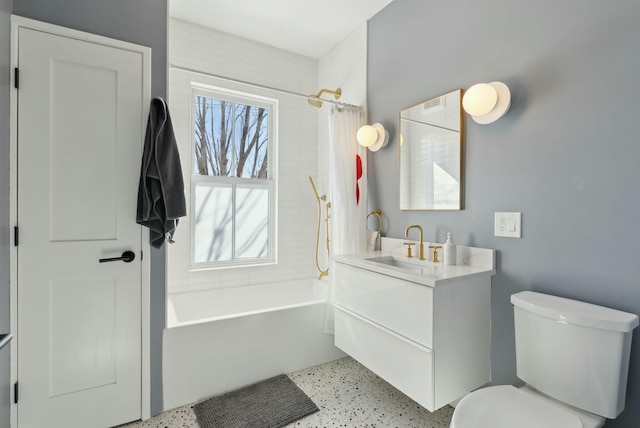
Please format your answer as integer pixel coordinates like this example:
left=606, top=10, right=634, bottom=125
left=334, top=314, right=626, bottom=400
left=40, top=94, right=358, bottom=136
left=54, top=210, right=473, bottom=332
left=399, top=89, right=463, bottom=210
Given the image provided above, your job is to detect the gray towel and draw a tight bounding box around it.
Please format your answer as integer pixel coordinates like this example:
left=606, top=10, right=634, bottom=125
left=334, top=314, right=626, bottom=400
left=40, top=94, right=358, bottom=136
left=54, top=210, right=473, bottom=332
left=136, top=97, right=186, bottom=248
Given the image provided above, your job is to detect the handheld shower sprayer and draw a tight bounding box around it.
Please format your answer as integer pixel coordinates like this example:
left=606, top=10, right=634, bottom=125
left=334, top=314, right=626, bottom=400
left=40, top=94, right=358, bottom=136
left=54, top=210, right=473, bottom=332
left=308, top=176, right=326, bottom=202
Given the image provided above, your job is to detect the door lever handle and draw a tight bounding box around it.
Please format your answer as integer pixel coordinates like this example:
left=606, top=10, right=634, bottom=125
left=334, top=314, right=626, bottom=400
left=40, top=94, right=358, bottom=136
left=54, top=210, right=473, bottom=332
left=99, top=250, right=135, bottom=263
left=0, top=334, right=12, bottom=350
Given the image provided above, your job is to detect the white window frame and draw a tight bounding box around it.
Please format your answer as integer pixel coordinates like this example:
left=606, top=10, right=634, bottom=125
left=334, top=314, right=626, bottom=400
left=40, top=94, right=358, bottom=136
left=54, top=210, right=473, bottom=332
left=189, top=84, right=278, bottom=270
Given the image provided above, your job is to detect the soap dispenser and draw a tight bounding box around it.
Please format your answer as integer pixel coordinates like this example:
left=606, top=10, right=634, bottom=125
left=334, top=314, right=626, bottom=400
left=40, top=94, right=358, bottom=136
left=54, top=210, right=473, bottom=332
left=443, top=232, right=457, bottom=266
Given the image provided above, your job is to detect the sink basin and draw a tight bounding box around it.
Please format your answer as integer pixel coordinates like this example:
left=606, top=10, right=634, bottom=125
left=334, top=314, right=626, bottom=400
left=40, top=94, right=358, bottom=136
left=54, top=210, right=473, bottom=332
left=366, top=256, right=421, bottom=269
left=364, top=255, right=440, bottom=275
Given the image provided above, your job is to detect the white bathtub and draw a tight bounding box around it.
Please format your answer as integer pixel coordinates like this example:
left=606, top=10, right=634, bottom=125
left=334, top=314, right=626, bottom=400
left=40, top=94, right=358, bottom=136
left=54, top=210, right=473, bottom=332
left=162, top=278, right=345, bottom=410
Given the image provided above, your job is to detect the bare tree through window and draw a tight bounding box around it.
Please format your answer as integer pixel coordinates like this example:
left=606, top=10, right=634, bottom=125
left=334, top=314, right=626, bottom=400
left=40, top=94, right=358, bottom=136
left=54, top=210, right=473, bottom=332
left=194, top=96, right=268, bottom=178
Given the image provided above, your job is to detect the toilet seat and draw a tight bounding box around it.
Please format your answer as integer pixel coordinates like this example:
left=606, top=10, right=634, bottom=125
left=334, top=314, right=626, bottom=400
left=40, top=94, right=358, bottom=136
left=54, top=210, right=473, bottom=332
left=450, top=385, right=583, bottom=428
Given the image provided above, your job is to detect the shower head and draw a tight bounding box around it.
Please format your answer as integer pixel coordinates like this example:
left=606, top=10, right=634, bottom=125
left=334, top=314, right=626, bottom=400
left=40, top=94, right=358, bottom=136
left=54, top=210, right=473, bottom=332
left=307, top=96, right=323, bottom=108
left=307, top=88, right=342, bottom=108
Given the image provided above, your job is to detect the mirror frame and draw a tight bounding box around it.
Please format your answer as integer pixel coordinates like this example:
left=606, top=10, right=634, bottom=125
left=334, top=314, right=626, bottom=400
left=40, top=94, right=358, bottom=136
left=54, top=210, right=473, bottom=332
left=398, top=89, right=464, bottom=210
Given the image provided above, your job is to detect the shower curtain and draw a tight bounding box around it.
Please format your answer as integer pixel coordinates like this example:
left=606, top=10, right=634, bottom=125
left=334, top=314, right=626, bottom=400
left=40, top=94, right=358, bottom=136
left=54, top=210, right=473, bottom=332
left=324, top=105, right=367, bottom=334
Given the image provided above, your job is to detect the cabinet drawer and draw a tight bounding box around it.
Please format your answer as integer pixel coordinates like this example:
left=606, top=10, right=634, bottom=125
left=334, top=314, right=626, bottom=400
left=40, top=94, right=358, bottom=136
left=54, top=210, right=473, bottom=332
left=335, top=306, right=434, bottom=411
left=334, top=262, right=433, bottom=348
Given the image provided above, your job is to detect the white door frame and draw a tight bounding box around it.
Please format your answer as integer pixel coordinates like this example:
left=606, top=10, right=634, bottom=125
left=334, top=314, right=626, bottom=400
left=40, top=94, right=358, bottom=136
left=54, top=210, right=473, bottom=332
left=9, top=15, right=152, bottom=426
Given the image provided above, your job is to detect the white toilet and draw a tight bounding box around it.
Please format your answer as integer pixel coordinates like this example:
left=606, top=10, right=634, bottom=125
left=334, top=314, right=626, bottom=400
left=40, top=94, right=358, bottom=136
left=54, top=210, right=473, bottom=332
left=451, top=291, right=639, bottom=428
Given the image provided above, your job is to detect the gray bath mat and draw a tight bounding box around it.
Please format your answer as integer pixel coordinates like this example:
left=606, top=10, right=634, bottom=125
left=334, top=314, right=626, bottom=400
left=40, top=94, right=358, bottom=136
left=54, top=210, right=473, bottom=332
left=193, top=374, right=319, bottom=428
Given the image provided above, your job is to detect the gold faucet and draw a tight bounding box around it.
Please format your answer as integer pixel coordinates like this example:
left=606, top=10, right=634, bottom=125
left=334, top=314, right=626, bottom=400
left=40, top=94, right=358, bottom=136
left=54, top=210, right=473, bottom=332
left=404, top=225, right=425, bottom=260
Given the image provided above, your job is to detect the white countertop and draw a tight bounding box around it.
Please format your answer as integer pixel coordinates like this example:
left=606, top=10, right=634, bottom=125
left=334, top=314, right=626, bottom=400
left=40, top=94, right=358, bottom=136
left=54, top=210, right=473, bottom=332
left=333, top=237, right=496, bottom=287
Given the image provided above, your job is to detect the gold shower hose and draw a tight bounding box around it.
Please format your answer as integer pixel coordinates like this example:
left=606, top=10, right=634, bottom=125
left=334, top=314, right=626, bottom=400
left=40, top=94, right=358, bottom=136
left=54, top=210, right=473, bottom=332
left=308, top=176, right=329, bottom=279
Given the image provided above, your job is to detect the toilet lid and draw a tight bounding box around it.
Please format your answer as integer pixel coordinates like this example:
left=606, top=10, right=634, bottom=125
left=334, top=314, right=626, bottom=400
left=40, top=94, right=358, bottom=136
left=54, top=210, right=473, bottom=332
left=451, top=386, right=583, bottom=428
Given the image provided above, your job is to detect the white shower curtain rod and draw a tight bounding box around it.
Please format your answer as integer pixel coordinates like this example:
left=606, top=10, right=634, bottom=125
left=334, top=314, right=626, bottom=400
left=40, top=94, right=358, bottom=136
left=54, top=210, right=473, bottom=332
left=169, top=64, right=361, bottom=109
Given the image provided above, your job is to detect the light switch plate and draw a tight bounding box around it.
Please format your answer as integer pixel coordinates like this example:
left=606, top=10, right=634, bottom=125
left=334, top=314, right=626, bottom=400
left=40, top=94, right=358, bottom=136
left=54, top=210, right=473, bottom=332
left=495, top=212, right=521, bottom=238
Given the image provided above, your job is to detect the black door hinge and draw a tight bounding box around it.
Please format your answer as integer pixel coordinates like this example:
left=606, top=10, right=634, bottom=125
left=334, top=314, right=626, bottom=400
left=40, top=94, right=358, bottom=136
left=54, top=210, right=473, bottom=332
left=14, top=382, right=18, bottom=404
left=14, top=226, right=19, bottom=247
left=14, top=68, right=19, bottom=89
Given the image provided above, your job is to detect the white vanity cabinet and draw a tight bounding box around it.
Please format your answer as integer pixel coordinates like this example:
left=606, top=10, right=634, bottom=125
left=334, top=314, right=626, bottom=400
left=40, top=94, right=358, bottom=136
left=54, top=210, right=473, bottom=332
left=333, top=250, right=493, bottom=412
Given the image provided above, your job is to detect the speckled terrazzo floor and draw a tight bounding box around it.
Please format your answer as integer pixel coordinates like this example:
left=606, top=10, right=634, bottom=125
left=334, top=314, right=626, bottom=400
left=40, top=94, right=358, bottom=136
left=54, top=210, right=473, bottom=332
left=118, top=356, right=454, bottom=428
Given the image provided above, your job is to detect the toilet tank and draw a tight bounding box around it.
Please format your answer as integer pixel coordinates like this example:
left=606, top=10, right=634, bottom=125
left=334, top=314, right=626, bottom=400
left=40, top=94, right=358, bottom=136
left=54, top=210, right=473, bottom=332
left=511, top=291, right=639, bottom=419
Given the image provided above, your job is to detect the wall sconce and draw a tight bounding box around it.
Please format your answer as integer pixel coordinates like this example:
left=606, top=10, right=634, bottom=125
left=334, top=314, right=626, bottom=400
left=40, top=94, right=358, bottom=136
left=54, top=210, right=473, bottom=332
left=357, top=123, right=389, bottom=152
left=462, top=81, right=511, bottom=124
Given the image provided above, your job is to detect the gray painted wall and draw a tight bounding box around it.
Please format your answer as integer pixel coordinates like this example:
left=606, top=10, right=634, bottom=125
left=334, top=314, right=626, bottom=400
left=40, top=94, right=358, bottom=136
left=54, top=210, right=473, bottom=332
left=10, top=0, right=168, bottom=417
left=368, top=1, right=640, bottom=426
left=1, top=0, right=12, bottom=426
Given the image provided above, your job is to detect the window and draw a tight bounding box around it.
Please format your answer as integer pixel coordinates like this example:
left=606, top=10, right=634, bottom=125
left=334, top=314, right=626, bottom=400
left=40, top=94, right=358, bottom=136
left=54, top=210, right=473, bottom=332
left=191, top=87, right=276, bottom=268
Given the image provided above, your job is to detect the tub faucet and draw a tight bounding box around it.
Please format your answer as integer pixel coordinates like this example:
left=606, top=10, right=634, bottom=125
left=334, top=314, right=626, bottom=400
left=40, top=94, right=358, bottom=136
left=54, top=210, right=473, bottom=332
left=404, top=225, right=425, bottom=260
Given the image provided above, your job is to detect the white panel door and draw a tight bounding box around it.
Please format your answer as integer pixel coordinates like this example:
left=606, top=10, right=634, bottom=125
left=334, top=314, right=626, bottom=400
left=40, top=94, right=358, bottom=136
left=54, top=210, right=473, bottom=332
left=16, top=26, right=147, bottom=428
